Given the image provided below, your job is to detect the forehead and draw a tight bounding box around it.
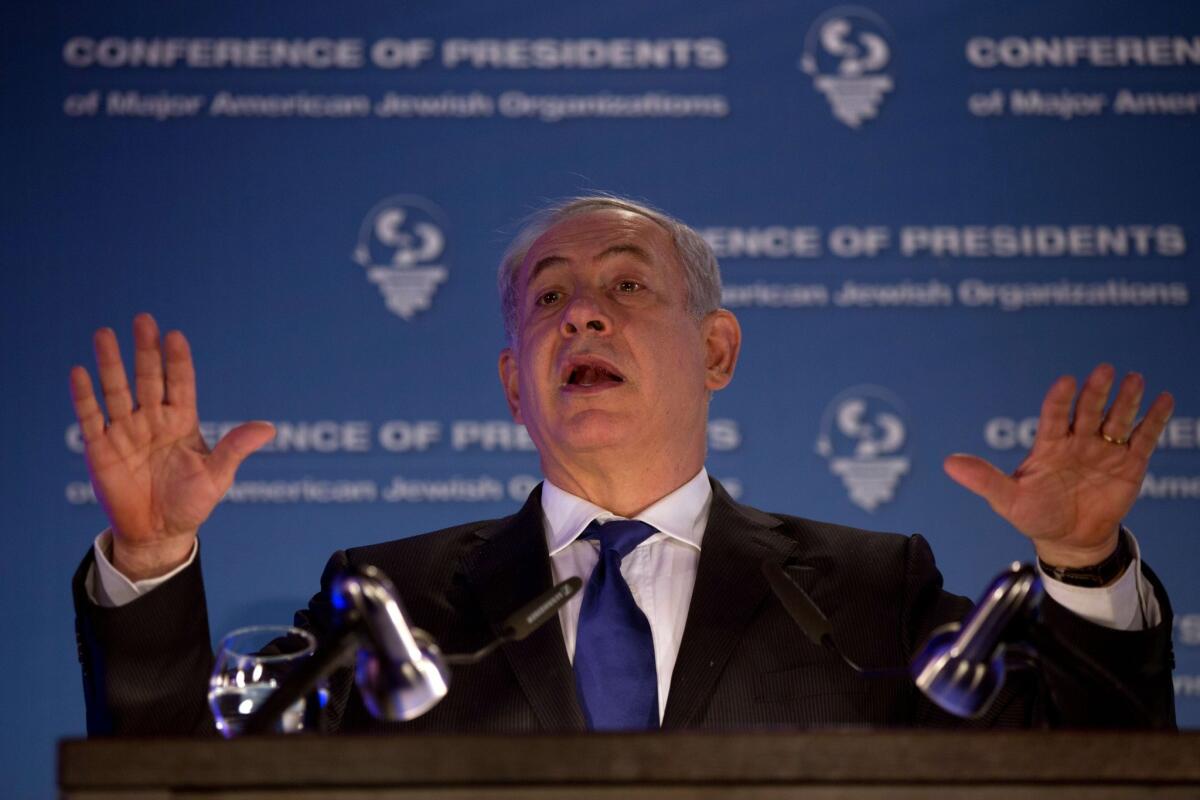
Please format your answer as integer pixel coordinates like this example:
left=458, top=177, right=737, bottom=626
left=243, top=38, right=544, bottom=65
left=518, top=209, right=678, bottom=284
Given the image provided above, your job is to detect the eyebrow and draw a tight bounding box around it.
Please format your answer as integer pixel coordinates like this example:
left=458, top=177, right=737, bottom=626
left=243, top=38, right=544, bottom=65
left=528, top=243, right=653, bottom=284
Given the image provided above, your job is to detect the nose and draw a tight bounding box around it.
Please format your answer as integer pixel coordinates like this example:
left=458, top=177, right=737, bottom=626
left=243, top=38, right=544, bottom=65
left=560, top=293, right=611, bottom=336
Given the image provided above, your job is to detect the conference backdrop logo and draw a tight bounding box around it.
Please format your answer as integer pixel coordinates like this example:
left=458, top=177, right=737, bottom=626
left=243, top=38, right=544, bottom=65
left=816, top=386, right=910, bottom=510
left=800, top=7, right=895, bottom=128
left=352, top=195, right=449, bottom=320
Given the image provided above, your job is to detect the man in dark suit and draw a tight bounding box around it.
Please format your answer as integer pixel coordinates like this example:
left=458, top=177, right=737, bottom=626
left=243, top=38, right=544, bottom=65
left=71, top=197, right=1177, bottom=734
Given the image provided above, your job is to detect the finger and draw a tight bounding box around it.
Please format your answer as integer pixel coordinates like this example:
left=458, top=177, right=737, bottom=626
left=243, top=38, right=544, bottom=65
left=1099, top=372, right=1144, bottom=443
left=1033, top=375, right=1076, bottom=444
left=69, top=366, right=106, bottom=443
left=93, top=327, right=134, bottom=421
left=132, top=313, right=165, bottom=409
left=943, top=454, right=1017, bottom=516
left=208, top=422, right=276, bottom=489
left=163, top=330, right=197, bottom=409
left=1071, top=363, right=1115, bottom=436
left=1129, top=392, right=1175, bottom=461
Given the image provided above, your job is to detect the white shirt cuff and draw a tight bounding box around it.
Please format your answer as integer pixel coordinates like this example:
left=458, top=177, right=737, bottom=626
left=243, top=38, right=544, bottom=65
left=1038, top=529, right=1161, bottom=631
left=85, top=530, right=198, bottom=608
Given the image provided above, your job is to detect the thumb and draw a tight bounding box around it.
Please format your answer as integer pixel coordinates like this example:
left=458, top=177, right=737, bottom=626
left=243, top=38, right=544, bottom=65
left=943, top=453, right=1016, bottom=515
left=208, top=421, right=276, bottom=489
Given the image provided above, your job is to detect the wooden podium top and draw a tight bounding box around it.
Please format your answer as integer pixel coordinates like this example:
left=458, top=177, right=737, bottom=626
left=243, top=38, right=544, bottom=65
left=60, top=731, right=1200, bottom=799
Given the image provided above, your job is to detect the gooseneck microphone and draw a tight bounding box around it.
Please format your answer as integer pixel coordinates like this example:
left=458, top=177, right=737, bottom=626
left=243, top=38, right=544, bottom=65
left=910, top=562, right=1043, bottom=718
left=763, top=559, right=1149, bottom=722
left=243, top=566, right=581, bottom=733
left=761, top=560, right=906, bottom=678
left=331, top=565, right=452, bottom=722
left=444, top=577, right=582, bottom=665
left=912, top=562, right=1152, bottom=723
left=243, top=564, right=449, bottom=732
left=761, top=561, right=833, bottom=648
left=765, top=558, right=1151, bottom=723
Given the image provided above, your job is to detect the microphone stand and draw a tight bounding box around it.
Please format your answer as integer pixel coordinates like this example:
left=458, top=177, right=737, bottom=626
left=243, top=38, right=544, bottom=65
left=242, top=619, right=362, bottom=736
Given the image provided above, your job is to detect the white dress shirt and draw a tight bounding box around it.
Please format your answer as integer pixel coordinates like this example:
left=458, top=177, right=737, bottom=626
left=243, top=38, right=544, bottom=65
left=90, top=467, right=1160, bottom=723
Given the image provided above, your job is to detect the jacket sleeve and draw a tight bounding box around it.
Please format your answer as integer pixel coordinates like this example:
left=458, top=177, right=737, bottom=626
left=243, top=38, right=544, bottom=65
left=1036, top=563, right=1176, bottom=728
left=72, top=546, right=216, bottom=736
left=73, top=545, right=367, bottom=737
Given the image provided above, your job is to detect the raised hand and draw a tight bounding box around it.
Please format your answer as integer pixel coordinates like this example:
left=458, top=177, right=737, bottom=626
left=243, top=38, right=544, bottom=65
left=70, top=314, right=275, bottom=580
left=943, top=364, right=1174, bottom=568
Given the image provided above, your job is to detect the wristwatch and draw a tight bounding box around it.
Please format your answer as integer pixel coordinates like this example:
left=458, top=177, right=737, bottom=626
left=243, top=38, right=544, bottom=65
left=1038, top=529, right=1132, bottom=588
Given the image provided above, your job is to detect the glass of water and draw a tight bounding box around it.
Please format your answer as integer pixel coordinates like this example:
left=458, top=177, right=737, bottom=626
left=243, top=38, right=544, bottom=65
left=208, top=625, right=317, bottom=738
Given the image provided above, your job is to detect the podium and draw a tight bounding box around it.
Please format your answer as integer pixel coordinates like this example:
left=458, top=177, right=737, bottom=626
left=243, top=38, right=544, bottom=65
left=60, top=731, right=1200, bottom=799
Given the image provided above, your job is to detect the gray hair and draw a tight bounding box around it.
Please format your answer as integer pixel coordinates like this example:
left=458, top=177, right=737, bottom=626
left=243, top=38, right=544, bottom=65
left=497, top=195, right=722, bottom=345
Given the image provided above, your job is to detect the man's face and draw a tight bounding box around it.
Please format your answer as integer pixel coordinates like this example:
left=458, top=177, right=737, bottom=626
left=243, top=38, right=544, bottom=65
left=498, top=209, right=737, bottom=473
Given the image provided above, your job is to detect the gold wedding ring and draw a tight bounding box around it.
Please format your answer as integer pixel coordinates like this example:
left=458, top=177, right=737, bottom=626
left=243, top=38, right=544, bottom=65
left=1100, top=431, right=1130, bottom=446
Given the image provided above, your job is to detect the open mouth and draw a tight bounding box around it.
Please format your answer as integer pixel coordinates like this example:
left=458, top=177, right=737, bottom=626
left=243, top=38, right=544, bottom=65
left=561, top=358, right=625, bottom=389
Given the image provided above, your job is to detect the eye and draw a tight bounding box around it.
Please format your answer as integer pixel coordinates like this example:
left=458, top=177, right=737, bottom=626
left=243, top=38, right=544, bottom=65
left=616, top=279, right=642, bottom=293
left=536, top=290, right=562, bottom=306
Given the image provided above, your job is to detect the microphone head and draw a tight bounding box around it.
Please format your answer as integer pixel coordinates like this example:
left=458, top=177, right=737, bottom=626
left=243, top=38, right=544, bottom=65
left=910, top=624, right=1005, bottom=719
left=331, top=565, right=450, bottom=722
left=911, top=562, right=1043, bottom=718
left=503, top=578, right=582, bottom=642
left=762, top=560, right=832, bottom=648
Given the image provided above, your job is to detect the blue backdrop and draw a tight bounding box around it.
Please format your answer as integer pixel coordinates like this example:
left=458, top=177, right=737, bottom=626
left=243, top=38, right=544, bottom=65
left=4, top=2, right=1198, bottom=796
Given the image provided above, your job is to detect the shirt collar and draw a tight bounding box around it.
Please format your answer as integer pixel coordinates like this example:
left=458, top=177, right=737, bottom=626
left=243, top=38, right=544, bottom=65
left=542, top=467, right=712, bottom=556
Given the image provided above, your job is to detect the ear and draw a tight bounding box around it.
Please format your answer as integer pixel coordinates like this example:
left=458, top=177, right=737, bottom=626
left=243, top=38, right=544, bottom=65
left=498, top=347, right=524, bottom=423
left=702, top=310, right=741, bottom=392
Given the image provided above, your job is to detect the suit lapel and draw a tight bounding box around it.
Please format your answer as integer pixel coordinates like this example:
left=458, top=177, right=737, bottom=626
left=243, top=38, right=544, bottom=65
left=661, top=480, right=797, bottom=729
left=463, top=485, right=586, bottom=731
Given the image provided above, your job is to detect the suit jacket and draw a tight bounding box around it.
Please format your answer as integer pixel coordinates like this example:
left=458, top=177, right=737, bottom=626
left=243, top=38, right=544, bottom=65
left=73, top=479, right=1177, bottom=735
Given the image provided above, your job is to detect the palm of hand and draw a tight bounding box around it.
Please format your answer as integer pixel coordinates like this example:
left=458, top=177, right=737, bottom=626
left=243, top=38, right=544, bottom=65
left=1002, top=436, right=1142, bottom=549
left=86, top=405, right=221, bottom=545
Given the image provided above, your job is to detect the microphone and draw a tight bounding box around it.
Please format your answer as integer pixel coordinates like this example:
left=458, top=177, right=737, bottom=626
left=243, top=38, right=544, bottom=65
left=911, top=561, right=1152, bottom=723
left=761, top=561, right=832, bottom=648
left=241, top=563, right=449, bottom=732
left=766, top=558, right=1152, bottom=723
left=504, top=576, right=583, bottom=640
left=761, top=561, right=905, bottom=678
left=243, top=567, right=582, bottom=732
left=444, top=577, right=582, bottom=665
left=910, top=561, right=1042, bottom=718
left=331, top=564, right=452, bottom=722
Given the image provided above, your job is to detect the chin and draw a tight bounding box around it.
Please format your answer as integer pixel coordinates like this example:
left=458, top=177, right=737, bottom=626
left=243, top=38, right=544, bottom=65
left=557, top=410, right=638, bottom=452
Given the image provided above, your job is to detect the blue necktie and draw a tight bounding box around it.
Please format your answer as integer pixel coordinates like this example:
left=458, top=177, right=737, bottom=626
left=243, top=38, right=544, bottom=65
left=573, top=519, right=659, bottom=730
